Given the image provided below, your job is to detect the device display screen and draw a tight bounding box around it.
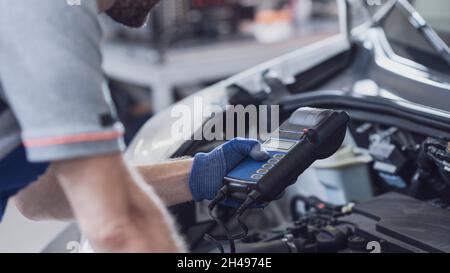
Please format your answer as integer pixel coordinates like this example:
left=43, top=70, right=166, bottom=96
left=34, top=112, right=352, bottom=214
left=263, top=139, right=296, bottom=151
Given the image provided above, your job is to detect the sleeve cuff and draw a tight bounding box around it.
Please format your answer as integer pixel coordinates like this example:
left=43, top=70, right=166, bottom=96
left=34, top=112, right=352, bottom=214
left=24, top=136, right=125, bottom=162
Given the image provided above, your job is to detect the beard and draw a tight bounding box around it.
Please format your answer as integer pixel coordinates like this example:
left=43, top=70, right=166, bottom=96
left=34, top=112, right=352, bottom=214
left=106, top=0, right=161, bottom=28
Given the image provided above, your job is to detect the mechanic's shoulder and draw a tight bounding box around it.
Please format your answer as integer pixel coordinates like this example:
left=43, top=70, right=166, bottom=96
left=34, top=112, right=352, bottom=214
left=0, top=0, right=100, bottom=25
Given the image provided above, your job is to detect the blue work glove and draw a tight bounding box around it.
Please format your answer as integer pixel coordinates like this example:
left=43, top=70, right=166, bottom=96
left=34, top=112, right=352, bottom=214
left=189, top=138, right=269, bottom=202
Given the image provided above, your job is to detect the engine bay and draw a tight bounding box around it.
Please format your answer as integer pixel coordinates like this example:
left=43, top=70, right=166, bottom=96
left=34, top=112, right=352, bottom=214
left=170, top=103, right=450, bottom=253
left=123, top=32, right=450, bottom=254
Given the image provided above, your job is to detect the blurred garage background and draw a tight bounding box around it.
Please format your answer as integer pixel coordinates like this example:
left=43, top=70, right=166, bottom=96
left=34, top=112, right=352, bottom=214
left=0, top=0, right=347, bottom=252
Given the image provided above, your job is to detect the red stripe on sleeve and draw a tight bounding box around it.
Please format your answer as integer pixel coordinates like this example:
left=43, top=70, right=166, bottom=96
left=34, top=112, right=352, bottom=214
left=23, top=131, right=123, bottom=148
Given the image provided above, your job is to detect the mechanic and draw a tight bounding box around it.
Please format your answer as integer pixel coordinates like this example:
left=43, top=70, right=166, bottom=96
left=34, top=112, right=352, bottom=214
left=0, top=0, right=268, bottom=252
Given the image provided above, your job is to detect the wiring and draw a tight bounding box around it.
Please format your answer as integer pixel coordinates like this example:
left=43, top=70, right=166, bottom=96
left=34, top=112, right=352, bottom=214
left=205, top=202, right=235, bottom=253
left=204, top=186, right=234, bottom=253
left=204, top=188, right=261, bottom=253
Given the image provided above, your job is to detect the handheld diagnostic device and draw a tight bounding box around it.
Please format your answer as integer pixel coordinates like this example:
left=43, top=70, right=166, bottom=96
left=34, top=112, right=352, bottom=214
left=224, top=107, right=350, bottom=203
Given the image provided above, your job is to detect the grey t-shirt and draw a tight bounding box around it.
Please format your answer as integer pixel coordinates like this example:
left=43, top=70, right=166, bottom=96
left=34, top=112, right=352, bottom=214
left=0, top=0, right=125, bottom=162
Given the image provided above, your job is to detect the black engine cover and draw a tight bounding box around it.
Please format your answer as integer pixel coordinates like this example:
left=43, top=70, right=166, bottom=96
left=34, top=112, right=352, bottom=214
left=342, top=193, right=450, bottom=253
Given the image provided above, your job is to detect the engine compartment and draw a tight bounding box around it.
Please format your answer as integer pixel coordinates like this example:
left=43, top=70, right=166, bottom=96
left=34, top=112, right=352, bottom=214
left=170, top=105, right=450, bottom=253
left=126, top=35, right=450, bottom=253
left=230, top=191, right=450, bottom=253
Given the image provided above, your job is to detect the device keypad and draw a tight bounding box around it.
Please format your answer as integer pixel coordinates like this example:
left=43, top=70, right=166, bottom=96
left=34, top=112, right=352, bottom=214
left=268, top=158, right=280, bottom=164
left=273, top=154, right=285, bottom=159
left=251, top=174, right=263, bottom=180
left=226, top=151, right=288, bottom=183
left=256, top=169, right=268, bottom=174
left=250, top=153, right=286, bottom=180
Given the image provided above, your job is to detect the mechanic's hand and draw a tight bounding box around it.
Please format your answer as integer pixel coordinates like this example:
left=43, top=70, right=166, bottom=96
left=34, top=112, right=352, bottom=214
left=189, top=138, right=269, bottom=202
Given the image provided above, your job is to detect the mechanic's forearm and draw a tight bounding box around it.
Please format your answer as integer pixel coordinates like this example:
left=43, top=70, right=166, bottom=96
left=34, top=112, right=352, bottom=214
left=14, top=166, right=74, bottom=221
left=54, top=154, right=185, bottom=252
left=136, top=159, right=194, bottom=206
left=14, top=158, right=194, bottom=221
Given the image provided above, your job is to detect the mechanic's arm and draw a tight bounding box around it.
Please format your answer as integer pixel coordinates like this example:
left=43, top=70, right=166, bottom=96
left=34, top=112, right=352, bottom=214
left=14, top=157, right=195, bottom=221
left=1, top=0, right=184, bottom=252
left=17, top=154, right=186, bottom=252
left=15, top=138, right=268, bottom=219
left=53, top=153, right=185, bottom=252
left=136, top=159, right=194, bottom=206
left=138, top=138, right=269, bottom=204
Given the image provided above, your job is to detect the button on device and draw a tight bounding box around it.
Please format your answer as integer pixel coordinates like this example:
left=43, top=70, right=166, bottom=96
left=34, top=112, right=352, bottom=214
left=262, top=163, right=274, bottom=169
left=256, top=169, right=268, bottom=174
left=273, top=154, right=285, bottom=159
left=268, top=158, right=279, bottom=164
left=251, top=174, right=263, bottom=180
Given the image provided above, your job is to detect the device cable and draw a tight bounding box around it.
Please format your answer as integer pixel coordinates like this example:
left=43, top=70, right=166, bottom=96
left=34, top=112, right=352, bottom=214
left=204, top=186, right=236, bottom=253
left=205, top=188, right=263, bottom=253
